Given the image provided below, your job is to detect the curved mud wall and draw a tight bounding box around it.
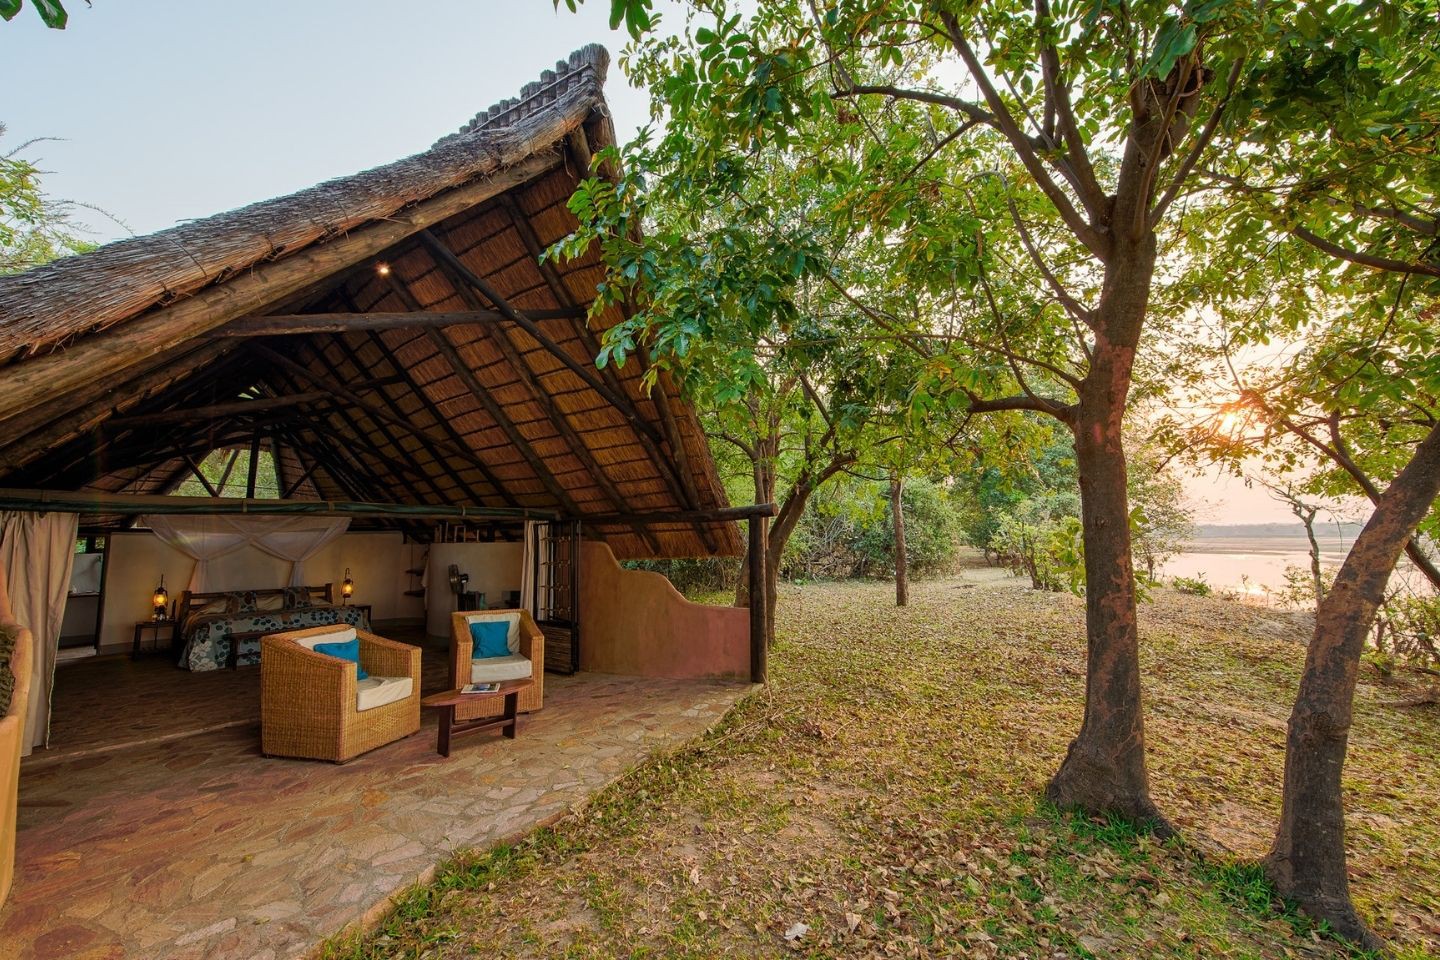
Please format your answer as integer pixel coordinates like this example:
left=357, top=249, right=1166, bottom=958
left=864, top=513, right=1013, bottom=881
left=578, top=541, right=748, bottom=680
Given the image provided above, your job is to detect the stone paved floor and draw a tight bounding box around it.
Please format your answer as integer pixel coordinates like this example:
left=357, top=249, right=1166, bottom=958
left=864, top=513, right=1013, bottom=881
left=3, top=671, right=750, bottom=960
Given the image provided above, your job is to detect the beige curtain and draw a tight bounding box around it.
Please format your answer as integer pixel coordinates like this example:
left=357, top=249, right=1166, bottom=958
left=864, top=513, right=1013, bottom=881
left=520, top=521, right=539, bottom=615
left=0, top=511, right=79, bottom=756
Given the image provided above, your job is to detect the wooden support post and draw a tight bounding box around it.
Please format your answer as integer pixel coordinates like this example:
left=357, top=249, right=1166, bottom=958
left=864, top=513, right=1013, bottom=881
left=244, top=435, right=261, bottom=499
left=270, top=433, right=289, bottom=496
left=748, top=513, right=768, bottom=684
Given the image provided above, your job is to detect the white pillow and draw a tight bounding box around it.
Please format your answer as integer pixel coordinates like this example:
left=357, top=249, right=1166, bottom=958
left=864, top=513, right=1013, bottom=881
left=464, top=611, right=520, bottom=654
left=295, top=626, right=357, bottom=651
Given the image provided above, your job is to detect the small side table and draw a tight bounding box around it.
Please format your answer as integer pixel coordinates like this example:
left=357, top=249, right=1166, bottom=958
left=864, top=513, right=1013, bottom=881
left=133, top=619, right=176, bottom=659
left=421, top=679, right=533, bottom=757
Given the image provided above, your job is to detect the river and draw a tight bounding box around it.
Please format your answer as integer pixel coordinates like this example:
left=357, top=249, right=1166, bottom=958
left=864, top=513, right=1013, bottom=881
left=1159, top=531, right=1369, bottom=601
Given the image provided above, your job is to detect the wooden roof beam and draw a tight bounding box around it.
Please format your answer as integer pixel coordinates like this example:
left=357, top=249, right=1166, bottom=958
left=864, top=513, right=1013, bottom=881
left=0, top=487, right=560, bottom=521
left=210, top=307, right=586, bottom=338
left=104, top=392, right=330, bottom=428
left=380, top=273, right=584, bottom=516
left=423, top=236, right=659, bottom=553
left=493, top=194, right=717, bottom=553
left=318, top=333, right=463, bottom=506
left=415, top=229, right=668, bottom=451
left=250, top=343, right=513, bottom=490
left=0, top=151, right=564, bottom=430
left=358, top=328, right=521, bottom=509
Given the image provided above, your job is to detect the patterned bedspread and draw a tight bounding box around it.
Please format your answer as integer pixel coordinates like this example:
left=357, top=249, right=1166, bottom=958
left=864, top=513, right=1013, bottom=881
left=180, top=605, right=371, bottom=671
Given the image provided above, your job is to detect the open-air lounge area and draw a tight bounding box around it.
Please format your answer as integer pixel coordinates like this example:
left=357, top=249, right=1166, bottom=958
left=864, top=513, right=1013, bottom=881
left=0, top=41, right=766, bottom=958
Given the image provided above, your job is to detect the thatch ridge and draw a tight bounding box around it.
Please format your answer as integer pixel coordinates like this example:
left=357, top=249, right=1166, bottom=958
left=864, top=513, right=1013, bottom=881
left=0, top=45, right=610, bottom=360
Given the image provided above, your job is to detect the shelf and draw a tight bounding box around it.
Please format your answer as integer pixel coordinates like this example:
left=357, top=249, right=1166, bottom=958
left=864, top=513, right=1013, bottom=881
left=403, top=588, right=426, bottom=597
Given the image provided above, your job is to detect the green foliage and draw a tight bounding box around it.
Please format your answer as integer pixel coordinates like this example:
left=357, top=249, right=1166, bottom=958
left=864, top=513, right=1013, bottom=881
left=1374, top=592, right=1440, bottom=669
left=1274, top=562, right=1337, bottom=610
left=786, top=476, right=961, bottom=581
left=0, top=126, right=91, bottom=273
left=990, top=492, right=1083, bottom=594
left=621, top=556, right=739, bottom=598
left=1171, top=574, right=1213, bottom=597
left=0, top=0, right=74, bottom=28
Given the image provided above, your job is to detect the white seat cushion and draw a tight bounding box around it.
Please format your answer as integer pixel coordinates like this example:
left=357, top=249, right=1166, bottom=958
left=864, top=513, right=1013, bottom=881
left=464, top=611, right=520, bottom=653
left=296, top=626, right=357, bottom=651
left=469, top=654, right=532, bottom=683
left=356, top=675, right=413, bottom=712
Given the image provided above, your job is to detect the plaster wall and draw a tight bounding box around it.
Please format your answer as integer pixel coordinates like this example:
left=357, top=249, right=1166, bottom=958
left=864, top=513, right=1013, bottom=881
left=578, top=541, right=749, bottom=680
left=423, top=542, right=524, bottom=637
left=98, top=531, right=425, bottom=653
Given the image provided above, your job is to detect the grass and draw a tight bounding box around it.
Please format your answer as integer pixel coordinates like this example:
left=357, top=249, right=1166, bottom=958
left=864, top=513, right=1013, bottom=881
left=322, top=562, right=1440, bottom=959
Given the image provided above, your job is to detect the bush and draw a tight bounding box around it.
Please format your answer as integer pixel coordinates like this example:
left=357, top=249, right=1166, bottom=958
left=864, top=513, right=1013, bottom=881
left=1171, top=574, right=1212, bottom=596
left=987, top=492, right=1083, bottom=593
left=1374, top=592, right=1440, bottom=667
left=783, top=476, right=963, bottom=582
left=622, top=556, right=740, bottom=599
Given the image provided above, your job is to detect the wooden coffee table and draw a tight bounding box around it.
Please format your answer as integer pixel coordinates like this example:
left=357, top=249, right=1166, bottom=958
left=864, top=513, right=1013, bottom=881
left=420, top=679, right=533, bottom=757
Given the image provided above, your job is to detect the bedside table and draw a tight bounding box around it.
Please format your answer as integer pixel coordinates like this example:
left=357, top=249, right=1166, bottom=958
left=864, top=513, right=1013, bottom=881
left=133, top=619, right=177, bottom=659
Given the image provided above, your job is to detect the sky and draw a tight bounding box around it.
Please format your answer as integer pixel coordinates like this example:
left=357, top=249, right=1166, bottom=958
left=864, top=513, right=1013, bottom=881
left=2, top=0, right=1314, bottom=527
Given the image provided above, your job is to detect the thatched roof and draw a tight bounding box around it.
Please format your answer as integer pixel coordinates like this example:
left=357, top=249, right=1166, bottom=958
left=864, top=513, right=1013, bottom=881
left=0, top=45, right=741, bottom=559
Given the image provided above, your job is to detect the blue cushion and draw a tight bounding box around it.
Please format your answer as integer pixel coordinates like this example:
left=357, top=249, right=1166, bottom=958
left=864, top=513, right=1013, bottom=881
left=469, top=620, right=511, bottom=659
left=314, top=639, right=368, bottom=680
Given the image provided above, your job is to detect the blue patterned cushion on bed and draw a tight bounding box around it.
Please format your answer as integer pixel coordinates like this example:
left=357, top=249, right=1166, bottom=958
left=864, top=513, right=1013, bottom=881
left=315, top=639, right=368, bottom=680
left=283, top=586, right=314, bottom=609
left=238, top=591, right=259, bottom=613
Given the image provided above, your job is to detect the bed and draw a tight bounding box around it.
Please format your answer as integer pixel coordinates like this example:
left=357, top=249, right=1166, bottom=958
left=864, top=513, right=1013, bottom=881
left=176, top=584, right=371, bottom=671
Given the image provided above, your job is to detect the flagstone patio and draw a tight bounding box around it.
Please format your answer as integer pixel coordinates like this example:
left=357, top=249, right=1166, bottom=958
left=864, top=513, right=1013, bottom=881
left=3, top=653, right=750, bottom=960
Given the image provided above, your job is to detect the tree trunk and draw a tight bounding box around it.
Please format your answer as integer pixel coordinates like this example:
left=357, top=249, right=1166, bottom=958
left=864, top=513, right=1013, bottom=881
left=1045, top=236, right=1167, bottom=828
left=891, top=473, right=908, bottom=607
left=1265, top=421, right=1440, bottom=948
left=1296, top=502, right=1325, bottom=603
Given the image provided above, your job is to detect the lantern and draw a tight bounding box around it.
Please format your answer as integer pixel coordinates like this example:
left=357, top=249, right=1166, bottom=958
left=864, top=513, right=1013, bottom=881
left=342, top=568, right=355, bottom=604
left=152, top=574, right=169, bottom=621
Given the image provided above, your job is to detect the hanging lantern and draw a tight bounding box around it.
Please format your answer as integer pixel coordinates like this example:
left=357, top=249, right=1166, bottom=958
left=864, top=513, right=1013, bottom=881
left=152, top=574, right=169, bottom=621
left=342, top=568, right=355, bottom=604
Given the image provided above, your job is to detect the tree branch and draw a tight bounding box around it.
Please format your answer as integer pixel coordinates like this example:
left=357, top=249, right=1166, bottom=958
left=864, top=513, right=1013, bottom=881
left=1149, top=56, right=1245, bottom=228
left=1293, top=226, right=1440, bottom=277
left=938, top=12, right=1110, bottom=259
left=1035, top=0, right=1106, bottom=218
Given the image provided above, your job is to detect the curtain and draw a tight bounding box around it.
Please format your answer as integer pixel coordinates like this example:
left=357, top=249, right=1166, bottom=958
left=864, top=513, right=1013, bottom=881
left=241, top=518, right=349, bottom=586
left=141, top=515, right=350, bottom=590
left=520, top=520, right=539, bottom=615
left=0, top=511, right=79, bottom=756
left=144, top=515, right=251, bottom=592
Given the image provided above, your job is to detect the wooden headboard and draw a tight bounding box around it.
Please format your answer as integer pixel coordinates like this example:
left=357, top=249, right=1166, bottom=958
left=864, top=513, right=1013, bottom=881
left=176, top=583, right=333, bottom=627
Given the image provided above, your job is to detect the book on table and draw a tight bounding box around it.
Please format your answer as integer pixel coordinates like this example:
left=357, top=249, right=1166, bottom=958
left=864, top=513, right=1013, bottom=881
left=461, top=682, right=501, bottom=695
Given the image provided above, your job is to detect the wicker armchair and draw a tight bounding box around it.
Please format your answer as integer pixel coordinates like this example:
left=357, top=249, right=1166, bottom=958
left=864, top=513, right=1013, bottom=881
left=0, top=574, right=32, bottom=908
left=449, top=609, right=545, bottom=721
left=261, top=624, right=420, bottom=763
